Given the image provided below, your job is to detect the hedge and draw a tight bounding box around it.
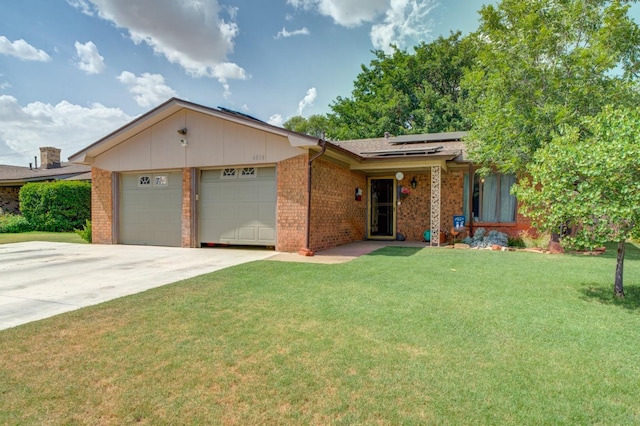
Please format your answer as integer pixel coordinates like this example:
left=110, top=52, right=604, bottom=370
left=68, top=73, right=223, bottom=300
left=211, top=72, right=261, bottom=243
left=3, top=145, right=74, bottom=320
left=19, top=181, right=91, bottom=232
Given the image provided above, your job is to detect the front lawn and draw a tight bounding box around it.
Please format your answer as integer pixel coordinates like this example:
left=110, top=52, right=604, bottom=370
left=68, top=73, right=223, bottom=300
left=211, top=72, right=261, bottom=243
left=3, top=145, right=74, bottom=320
left=1, top=245, right=640, bottom=424
left=0, top=231, right=87, bottom=244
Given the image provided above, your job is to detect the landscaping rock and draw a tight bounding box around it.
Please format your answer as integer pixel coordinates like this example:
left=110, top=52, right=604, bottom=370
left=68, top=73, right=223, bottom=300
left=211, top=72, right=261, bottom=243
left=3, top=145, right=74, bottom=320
left=454, top=243, right=470, bottom=249
left=548, top=241, right=564, bottom=254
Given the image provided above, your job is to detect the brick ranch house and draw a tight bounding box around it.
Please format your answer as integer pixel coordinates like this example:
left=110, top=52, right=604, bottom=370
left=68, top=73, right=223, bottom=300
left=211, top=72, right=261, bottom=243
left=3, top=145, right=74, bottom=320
left=0, top=147, right=91, bottom=215
left=69, top=98, right=532, bottom=253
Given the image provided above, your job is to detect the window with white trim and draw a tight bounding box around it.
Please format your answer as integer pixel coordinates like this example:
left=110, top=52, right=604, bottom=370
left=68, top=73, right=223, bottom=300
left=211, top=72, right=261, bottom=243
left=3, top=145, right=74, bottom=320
left=221, top=168, right=237, bottom=179
left=153, top=175, right=168, bottom=186
left=138, top=175, right=151, bottom=187
left=464, top=172, right=517, bottom=223
left=240, top=167, right=256, bottom=178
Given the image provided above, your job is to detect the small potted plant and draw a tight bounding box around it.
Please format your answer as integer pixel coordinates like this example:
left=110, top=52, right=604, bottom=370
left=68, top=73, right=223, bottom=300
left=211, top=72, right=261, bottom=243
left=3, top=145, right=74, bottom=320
left=399, top=186, right=410, bottom=200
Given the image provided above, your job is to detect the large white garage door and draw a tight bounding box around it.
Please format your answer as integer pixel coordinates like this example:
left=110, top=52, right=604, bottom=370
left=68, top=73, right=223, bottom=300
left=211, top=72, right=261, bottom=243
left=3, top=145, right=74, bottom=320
left=200, top=167, right=276, bottom=246
left=120, top=172, right=182, bottom=247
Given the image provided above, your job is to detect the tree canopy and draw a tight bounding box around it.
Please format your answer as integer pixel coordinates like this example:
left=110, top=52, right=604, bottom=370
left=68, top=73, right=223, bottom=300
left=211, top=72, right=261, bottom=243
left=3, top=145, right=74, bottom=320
left=282, top=114, right=329, bottom=139
left=516, top=107, right=640, bottom=296
left=462, top=0, right=640, bottom=174
left=326, top=32, right=476, bottom=140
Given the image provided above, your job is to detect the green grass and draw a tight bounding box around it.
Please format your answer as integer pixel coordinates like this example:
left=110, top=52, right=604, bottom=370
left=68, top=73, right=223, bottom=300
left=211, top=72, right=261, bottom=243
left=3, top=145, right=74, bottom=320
left=2, top=244, right=640, bottom=424
left=0, top=231, right=87, bottom=244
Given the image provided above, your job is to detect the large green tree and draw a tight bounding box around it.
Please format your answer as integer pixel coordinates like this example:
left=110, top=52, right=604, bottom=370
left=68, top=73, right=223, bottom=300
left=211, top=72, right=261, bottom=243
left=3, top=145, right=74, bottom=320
left=283, top=114, right=329, bottom=138
left=327, top=32, right=476, bottom=140
left=462, top=0, right=640, bottom=173
left=516, top=107, right=640, bottom=297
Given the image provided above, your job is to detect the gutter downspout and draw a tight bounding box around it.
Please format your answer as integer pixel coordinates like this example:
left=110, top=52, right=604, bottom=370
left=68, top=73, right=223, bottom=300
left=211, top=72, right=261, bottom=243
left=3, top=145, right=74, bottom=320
left=299, top=138, right=327, bottom=256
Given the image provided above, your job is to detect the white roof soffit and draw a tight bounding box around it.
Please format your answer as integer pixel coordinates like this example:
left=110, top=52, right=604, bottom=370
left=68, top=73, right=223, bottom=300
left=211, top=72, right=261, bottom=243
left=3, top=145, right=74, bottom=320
left=287, top=134, right=321, bottom=148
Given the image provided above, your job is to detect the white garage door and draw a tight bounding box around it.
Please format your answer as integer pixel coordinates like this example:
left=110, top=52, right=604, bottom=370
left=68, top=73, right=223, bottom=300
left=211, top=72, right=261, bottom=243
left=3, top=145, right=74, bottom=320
left=120, top=172, right=182, bottom=247
left=200, top=167, right=276, bottom=246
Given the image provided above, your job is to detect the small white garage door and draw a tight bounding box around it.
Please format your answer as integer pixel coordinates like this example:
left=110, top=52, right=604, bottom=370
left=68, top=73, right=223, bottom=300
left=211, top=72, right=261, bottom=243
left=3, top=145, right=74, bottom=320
left=199, top=167, right=276, bottom=246
left=120, top=172, right=182, bottom=247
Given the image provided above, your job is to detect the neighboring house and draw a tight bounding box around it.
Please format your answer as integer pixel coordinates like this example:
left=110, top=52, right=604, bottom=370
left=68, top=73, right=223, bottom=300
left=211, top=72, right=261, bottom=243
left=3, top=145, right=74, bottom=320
left=69, top=98, right=531, bottom=253
left=0, top=147, right=91, bottom=214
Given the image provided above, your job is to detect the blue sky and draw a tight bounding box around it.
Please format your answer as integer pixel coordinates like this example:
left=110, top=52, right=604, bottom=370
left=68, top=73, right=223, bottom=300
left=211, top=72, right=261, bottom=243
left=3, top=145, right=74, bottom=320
left=0, top=0, right=637, bottom=166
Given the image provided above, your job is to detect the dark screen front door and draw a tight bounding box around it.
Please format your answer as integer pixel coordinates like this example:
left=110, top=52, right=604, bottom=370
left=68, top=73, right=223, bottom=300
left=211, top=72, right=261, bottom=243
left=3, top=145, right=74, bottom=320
left=369, top=178, right=395, bottom=238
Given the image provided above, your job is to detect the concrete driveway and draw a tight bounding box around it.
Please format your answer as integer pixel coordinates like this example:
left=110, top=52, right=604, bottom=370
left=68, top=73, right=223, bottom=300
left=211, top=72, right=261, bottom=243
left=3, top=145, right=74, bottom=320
left=0, top=242, right=276, bottom=331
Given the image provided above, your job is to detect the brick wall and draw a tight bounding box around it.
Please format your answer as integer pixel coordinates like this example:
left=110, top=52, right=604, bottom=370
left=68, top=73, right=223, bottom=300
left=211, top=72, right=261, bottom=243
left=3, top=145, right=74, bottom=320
left=395, top=169, right=465, bottom=241
left=396, top=173, right=431, bottom=241
left=0, top=186, right=20, bottom=214
left=181, top=168, right=195, bottom=247
left=276, top=154, right=309, bottom=252
left=91, top=167, right=113, bottom=244
left=308, top=158, right=367, bottom=252
left=441, top=170, right=465, bottom=233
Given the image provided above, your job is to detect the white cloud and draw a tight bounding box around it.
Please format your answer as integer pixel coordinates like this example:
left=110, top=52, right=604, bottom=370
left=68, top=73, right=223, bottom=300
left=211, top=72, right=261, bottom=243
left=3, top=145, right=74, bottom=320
left=66, top=0, right=94, bottom=15
left=370, top=0, right=437, bottom=53
left=287, top=0, right=388, bottom=27
left=74, top=41, right=106, bottom=74
left=117, top=71, right=177, bottom=107
left=287, top=0, right=436, bottom=50
left=0, top=36, right=51, bottom=62
left=268, top=113, right=284, bottom=127
left=85, top=0, right=247, bottom=90
left=0, top=82, right=11, bottom=90
left=275, top=27, right=310, bottom=39
left=0, top=95, right=133, bottom=166
left=298, top=87, right=317, bottom=115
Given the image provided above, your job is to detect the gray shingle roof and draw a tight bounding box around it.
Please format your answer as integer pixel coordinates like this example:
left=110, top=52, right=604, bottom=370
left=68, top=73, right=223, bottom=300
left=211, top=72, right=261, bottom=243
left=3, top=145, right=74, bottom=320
left=331, top=132, right=468, bottom=161
left=0, top=162, right=91, bottom=184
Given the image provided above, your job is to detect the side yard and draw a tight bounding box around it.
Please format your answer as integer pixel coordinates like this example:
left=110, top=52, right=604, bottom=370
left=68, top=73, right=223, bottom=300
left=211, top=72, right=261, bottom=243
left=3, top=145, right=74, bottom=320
left=1, top=245, right=639, bottom=424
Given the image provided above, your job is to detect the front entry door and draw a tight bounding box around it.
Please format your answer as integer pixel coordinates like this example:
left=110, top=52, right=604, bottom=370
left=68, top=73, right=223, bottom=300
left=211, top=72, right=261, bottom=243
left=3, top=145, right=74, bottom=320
left=368, top=178, right=396, bottom=239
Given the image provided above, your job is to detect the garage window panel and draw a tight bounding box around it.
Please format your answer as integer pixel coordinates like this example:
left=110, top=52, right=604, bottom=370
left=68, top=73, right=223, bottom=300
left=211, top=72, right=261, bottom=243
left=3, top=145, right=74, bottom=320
left=222, top=168, right=237, bottom=178
left=153, top=175, right=168, bottom=186
left=240, top=167, right=256, bottom=178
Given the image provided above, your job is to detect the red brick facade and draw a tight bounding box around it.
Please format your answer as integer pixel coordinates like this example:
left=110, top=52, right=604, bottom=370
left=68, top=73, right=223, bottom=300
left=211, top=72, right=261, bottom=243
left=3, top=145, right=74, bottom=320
left=181, top=168, right=195, bottom=248
left=396, top=173, right=430, bottom=241
left=275, top=154, right=309, bottom=252
left=90, top=162, right=530, bottom=251
left=395, top=169, right=466, bottom=242
left=308, top=158, right=367, bottom=252
left=91, top=167, right=114, bottom=244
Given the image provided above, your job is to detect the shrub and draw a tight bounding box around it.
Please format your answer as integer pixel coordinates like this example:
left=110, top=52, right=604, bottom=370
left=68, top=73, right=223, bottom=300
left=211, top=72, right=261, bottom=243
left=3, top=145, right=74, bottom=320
left=20, top=181, right=91, bottom=232
left=463, top=228, right=508, bottom=248
left=75, top=219, right=92, bottom=243
left=519, top=231, right=551, bottom=249
left=508, top=236, right=526, bottom=248
left=0, top=213, right=33, bottom=233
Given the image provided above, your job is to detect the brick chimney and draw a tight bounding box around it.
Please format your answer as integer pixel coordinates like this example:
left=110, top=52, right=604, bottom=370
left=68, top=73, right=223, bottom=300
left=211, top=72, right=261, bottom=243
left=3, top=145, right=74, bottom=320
left=40, top=147, right=61, bottom=169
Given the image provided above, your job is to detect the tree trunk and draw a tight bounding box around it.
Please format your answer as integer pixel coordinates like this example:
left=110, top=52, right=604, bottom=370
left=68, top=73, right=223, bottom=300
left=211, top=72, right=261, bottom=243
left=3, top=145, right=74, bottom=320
left=614, top=240, right=626, bottom=298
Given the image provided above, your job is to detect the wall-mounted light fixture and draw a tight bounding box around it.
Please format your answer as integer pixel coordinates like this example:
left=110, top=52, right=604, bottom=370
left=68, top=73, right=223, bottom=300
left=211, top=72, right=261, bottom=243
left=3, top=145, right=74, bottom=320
left=411, top=176, right=417, bottom=189
left=177, top=128, right=188, bottom=147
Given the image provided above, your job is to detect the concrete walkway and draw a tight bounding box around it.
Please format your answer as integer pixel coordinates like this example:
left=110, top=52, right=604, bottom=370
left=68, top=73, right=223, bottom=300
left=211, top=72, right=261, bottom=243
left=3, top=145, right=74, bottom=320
left=268, top=240, right=431, bottom=264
